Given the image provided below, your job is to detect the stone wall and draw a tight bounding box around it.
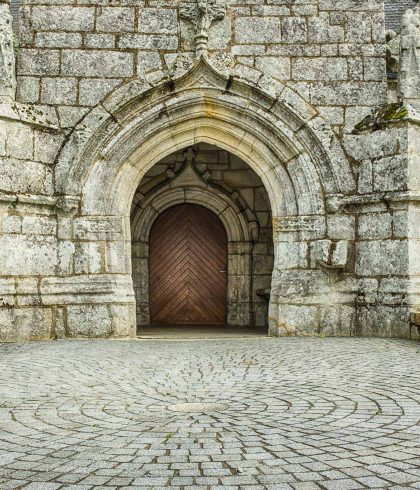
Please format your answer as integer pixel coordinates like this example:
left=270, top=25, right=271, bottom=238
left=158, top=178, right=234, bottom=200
left=342, top=116, right=420, bottom=339
left=0, top=0, right=418, bottom=342
left=16, top=0, right=388, bottom=131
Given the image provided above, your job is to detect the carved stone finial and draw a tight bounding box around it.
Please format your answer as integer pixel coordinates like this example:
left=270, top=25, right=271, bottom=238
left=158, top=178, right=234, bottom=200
left=0, top=0, right=16, bottom=99
left=398, top=5, right=420, bottom=109
left=180, top=0, right=226, bottom=58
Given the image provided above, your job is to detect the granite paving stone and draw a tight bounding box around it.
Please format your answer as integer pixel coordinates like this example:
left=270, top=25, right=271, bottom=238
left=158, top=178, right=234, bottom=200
left=0, top=337, right=418, bottom=489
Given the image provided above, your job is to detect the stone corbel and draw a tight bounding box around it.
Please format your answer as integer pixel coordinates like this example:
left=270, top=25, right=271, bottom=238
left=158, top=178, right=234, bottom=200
left=248, top=221, right=259, bottom=242
left=314, top=239, right=350, bottom=270
left=55, top=196, right=81, bottom=216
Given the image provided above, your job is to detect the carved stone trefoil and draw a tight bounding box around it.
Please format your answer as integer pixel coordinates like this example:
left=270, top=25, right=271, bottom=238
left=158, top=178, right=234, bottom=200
left=180, top=0, right=226, bottom=58
left=0, top=0, right=16, bottom=99
left=399, top=5, right=420, bottom=110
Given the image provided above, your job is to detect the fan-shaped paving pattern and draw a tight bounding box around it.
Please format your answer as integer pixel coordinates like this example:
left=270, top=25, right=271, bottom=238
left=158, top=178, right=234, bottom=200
left=0, top=338, right=419, bottom=489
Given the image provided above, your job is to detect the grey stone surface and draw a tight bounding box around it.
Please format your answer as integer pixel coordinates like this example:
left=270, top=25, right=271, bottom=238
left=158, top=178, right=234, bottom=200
left=0, top=0, right=419, bottom=342
left=0, top=338, right=418, bottom=488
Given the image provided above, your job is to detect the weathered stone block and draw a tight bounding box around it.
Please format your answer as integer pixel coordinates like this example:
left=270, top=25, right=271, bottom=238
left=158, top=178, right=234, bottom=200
left=74, top=242, right=102, bottom=274
left=206, top=17, right=230, bottom=50
left=275, top=242, right=308, bottom=269
left=79, top=79, right=121, bottom=106
left=41, top=78, right=78, bottom=105
left=137, top=51, right=162, bottom=75
left=119, top=34, right=178, bottom=50
left=356, top=305, right=413, bottom=339
left=73, top=217, right=124, bottom=241
left=255, top=57, right=290, bottom=81
left=35, top=32, right=82, bottom=49
left=61, top=51, right=133, bottom=77
left=2, top=215, right=22, bottom=234
left=327, top=214, right=355, bottom=240
left=96, top=7, right=135, bottom=32
left=235, top=17, right=281, bottom=44
left=0, top=158, right=53, bottom=195
left=16, top=76, right=40, bottom=104
left=364, top=57, right=386, bottom=82
left=343, top=128, right=400, bottom=161
left=356, top=241, right=408, bottom=276
left=274, top=304, right=318, bottom=336
left=67, top=304, right=112, bottom=337
left=18, top=49, right=60, bottom=76
left=106, top=241, right=129, bottom=273
left=22, top=216, right=56, bottom=235
left=373, top=155, right=407, bottom=192
left=6, top=124, right=34, bottom=160
left=311, top=81, right=387, bottom=106
left=292, top=58, right=348, bottom=81
left=0, top=307, right=53, bottom=342
left=84, top=34, right=116, bottom=49
left=109, top=304, right=136, bottom=337
left=34, top=131, right=65, bottom=164
left=281, top=17, right=307, bottom=43
left=138, top=8, right=177, bottom=34
left=358, top=213, right=392, bottom=239
left=57, top=241, right=75, bottom=275
left=0, top=235, right=57, bottom=275
left=308, top=13, right=344, bottom=43
left=31, top=7, right=95, bottom=32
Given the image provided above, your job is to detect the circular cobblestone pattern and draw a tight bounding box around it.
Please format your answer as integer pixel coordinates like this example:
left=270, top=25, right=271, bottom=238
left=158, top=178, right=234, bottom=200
left=0, top=338, right=419, bottom=489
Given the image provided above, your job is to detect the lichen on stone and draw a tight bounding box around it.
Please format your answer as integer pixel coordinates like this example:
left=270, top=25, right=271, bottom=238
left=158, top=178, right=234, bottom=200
left=354, top=102, right=408, bottom=132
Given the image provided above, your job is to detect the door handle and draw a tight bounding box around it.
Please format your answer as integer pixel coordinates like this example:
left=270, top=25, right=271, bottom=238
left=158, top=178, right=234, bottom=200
left=219, top=269, right=227, bottom=273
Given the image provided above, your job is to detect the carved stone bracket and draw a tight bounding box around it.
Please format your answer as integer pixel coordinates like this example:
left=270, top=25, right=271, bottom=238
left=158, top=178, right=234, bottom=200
left=0, top=0, right=16, bottom=99
left=180, top=0, right=226, bottom=58
left=314, top=240, right=350, bottom=271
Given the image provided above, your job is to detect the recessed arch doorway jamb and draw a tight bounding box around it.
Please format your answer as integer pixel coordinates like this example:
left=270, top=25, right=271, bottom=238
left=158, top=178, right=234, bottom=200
left=131, top=186, right=256, bottom=329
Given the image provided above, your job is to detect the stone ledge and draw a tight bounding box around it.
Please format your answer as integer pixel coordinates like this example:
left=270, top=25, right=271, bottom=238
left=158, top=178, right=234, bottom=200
left=353, top=102, right=420, bottom=133
left=328, top=191, right=420, bottom=213
left=0, top=192, right=56, bottom=207
left=0, top=97, right=59, bottom=130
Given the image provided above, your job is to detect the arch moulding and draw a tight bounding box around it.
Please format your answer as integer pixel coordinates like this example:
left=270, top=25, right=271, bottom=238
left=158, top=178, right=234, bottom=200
left=130, top=153, right=259, bottom=327
left=53, top=57, right=357, bottom=337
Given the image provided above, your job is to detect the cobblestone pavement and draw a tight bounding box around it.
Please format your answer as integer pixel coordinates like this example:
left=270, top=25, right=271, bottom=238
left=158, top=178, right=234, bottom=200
left=0, top=338, right=419, bottom=490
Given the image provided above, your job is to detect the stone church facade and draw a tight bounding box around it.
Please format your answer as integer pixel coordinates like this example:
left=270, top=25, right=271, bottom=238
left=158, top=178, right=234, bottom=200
left=0, top=0, right=419, bottom=341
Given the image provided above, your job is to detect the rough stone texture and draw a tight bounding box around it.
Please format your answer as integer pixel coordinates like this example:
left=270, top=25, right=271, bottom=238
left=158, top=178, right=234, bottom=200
left=0, top=338, right=419, bottom=488
left=0, top=0, right=419, bottom=341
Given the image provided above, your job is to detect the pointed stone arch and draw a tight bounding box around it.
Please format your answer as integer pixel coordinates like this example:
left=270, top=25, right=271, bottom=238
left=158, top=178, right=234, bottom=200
left=54, top=57, right=357, bottom=337
left=56, top=57, right=355, bottom=217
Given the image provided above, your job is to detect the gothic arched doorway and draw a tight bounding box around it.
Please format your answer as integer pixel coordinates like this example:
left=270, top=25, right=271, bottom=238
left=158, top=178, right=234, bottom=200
left=149, top=204, right=227, bottom=325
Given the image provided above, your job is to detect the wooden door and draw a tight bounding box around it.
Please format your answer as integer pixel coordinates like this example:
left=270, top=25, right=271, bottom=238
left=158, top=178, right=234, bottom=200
left=149, top=204, right=227, bottom=325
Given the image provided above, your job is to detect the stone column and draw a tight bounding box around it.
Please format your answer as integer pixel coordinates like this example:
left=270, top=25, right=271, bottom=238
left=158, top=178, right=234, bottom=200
left=399, top=5, right=420, bottom=111
left=0, top=0, right=16, bottom=99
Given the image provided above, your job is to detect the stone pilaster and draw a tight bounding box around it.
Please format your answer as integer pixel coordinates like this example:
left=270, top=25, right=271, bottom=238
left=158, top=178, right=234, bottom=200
left=0, top=0, right=16, bottom=99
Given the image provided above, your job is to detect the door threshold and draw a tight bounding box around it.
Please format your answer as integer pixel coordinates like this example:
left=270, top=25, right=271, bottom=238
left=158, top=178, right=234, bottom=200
left=137, top=325, right=268, bottom=339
